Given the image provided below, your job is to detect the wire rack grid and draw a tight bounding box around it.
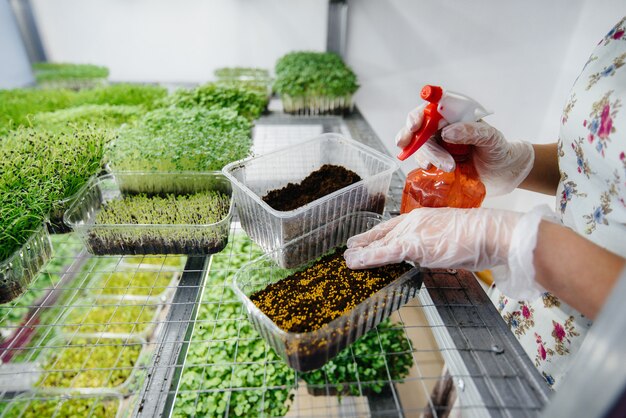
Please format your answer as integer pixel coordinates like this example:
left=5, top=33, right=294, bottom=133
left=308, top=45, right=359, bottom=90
left=0, top=104, right=549, bottom=418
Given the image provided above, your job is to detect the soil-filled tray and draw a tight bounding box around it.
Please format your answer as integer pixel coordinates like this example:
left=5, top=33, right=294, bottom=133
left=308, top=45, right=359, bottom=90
left=64, top=172, right=233, bottom=256
left=222, top=133, right=397, bottom=261
left=0, top=224, right=53, bottom=304
left=233, top=213, right=422, bottom=372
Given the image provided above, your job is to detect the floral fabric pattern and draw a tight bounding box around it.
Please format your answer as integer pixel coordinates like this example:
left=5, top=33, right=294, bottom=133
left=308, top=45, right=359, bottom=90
left=490, top=17, right=626, bottom=390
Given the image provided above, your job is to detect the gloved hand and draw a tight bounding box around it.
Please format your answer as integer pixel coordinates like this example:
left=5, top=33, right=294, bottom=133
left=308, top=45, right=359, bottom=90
left=344, top=206, right=557, bottom=300
left=395, top=110, right=535, bottom=196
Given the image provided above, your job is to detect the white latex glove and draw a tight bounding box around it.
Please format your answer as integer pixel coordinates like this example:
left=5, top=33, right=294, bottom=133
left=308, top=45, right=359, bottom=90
left=344, top=205, right=558, bottom=300
left=395, top=110, right=535, bottom=196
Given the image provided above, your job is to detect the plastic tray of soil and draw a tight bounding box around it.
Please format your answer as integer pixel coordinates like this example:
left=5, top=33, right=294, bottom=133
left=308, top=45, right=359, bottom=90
left=2, top=392, right=123, bottom=418
left=32, top=334, right=149, bottom=396
left=232, top=212, right=422, bottom=372
left=64, top=172, right=233, bottom=256
left=59, top=297, right=164, bottom=341
left=222, top=133, right=397, bottom=259
left=0, top=224, right=53, bottom=304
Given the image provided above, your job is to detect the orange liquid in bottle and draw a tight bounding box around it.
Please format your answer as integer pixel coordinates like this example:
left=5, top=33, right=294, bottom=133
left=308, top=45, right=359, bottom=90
left=400, top=153, right=486, bottom=212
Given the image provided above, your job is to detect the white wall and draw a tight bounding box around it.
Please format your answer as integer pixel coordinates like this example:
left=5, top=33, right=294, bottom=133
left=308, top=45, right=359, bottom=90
left=28, top=1, right=626, bottom=211
left=345, top=0, right=626, bottom=211
left=0, top=0, right=34, bottom=88
left=32, top=0, right=328, bottom=84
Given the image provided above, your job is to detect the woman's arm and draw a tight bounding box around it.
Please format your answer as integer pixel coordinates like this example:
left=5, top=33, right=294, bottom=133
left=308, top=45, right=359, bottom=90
left=534, top=221, right=625, bottom=319
left=518, top=143, right=561, bottom=196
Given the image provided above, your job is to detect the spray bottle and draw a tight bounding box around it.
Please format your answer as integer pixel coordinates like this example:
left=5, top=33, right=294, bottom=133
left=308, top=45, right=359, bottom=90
left=398, top=85, right=491, bottom=212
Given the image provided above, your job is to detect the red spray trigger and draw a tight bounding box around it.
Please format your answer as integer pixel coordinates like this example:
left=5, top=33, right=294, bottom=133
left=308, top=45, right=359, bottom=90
left=397, top=85, right=445, bottom=161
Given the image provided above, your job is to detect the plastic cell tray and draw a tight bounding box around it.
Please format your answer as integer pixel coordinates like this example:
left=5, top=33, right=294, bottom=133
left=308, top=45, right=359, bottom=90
left=232, top=212, right=422, bottom=372
left=64, top=172, right=233, bottom=256
left=222, top=133, right=398, bottom=260
left=0, top=224, right=53, bottom=304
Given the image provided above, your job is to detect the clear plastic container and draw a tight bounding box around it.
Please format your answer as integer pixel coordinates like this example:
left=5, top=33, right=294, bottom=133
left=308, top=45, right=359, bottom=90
left=64, top=172, right=233, bottom=256
left=222, top=133, right=397, bottom=258
left=2, top=392, right=123, bottom=418
left=49, top=179, right=94, bottom=234
left=232, top=212, right=422, bottom=372
left=280, top=94, right=355, bottom=115
left=34, top=334, right=149, bottom=396
left=59, top=297, right=164, bottom=341
left=0, top=224, right=53, bottom=304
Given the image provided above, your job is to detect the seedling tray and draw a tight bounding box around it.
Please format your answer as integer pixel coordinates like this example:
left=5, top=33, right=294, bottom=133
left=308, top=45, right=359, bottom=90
left=59, top=297, right=163, bottom=341
left=3, top=392, right=122, bottom=418
left=0, top=224, right=53, bottom=304
left=233, top=213, right=422, bottom=372
left=86, top=270, right=180, bottom=304
left=64, top=172, right=233, bottom=256
left=34, top=334, right=149, bottom=396
left=280, top=93, right=354, bottom=115
left=222, top=133, right=397, bottom=258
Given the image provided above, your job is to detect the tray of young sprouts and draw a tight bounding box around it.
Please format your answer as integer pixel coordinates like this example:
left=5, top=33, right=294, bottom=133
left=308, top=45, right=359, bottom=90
left=64, top=172, right=233, bottom=256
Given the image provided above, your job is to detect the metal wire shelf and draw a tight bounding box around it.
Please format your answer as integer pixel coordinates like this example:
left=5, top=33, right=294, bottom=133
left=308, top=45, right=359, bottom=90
left=0, top=104, right=549, bottom=418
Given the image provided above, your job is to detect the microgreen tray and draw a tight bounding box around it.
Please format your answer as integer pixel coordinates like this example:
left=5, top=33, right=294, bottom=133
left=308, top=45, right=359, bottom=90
left=280, top=93, right=354, bottom=115
left=232, top=212, right=422, bottom=372
left=64, top=172, right=233, bottom=256
left=59, top=297, right=164, bottom=341
left=0, top=224, right=53, bottom=304
left=34, top=334, right=149, bottom=396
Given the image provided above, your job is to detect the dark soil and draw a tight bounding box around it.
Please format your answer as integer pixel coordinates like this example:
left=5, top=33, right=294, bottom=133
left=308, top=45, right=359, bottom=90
left=250, top=247, right=413, bottom=333
left=262, top=164, right=362, bottom=211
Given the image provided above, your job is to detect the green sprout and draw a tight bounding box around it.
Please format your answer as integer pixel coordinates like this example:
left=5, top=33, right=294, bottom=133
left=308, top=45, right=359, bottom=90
left=31, top=104, right=144, bottom=131
left=164, top=82, right=267, bottom=121
left=0, top=126, right=112, bottom=261
left=33, top=62, right=109, bottom=81
left=39, top=337, right=142, bottom=389
left=0, top=84, right=167, bottom=136
left=87, top=191, right=231, bottom=256
left=107, top=107, right=252, bottom=173
left=2, top=396, right=119, bottom=418
left=300, top=319, right=414, bottom=396
left=173, top=235, right=295, bottom=417
left=273, top=51, right=359, bottom=114
left=62, top=303, right=158, bottom=335
left=214, top=67, right=270, bottom=80
left=89, top=271, right=176, bottom=298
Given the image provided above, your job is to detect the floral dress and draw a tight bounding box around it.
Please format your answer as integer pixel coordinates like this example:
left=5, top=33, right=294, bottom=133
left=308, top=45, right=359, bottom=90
left=488, top=17, right=626, bottom=390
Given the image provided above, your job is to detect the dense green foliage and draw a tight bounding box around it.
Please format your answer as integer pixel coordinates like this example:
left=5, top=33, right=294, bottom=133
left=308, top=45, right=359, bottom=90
left=89, top=271, right=175, bottom=298
left=164, top=82, right=267, bottom=120
left=214, top=67, right=270, bottom=80
left=273, top=51, right=359, bottom=98
left=95, top=192, right=230, bottom=225
left=301, top=319, right=414, bottom=396
left=2, top=396, right=119, bottom=418
left=32, top=104, right=143, bottom=131
left=33, top=62, right=109, bottom=82
left=0, top=234, right=80, bottom=331
left=107, top=107, right=252, bottom=172
left=0, top=84, right=167, bottom=136
left=62, top=303, right=157, bottom=335
left=173, top=235, right=295, bottom=417
left=39, top=337, right=141, bottom=388
left=0, top=127, right=112, bottom=260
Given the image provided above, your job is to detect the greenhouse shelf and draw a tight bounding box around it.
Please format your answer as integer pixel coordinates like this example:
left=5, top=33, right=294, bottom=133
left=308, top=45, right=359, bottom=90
left=0, top=102, right=549, bottom=418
